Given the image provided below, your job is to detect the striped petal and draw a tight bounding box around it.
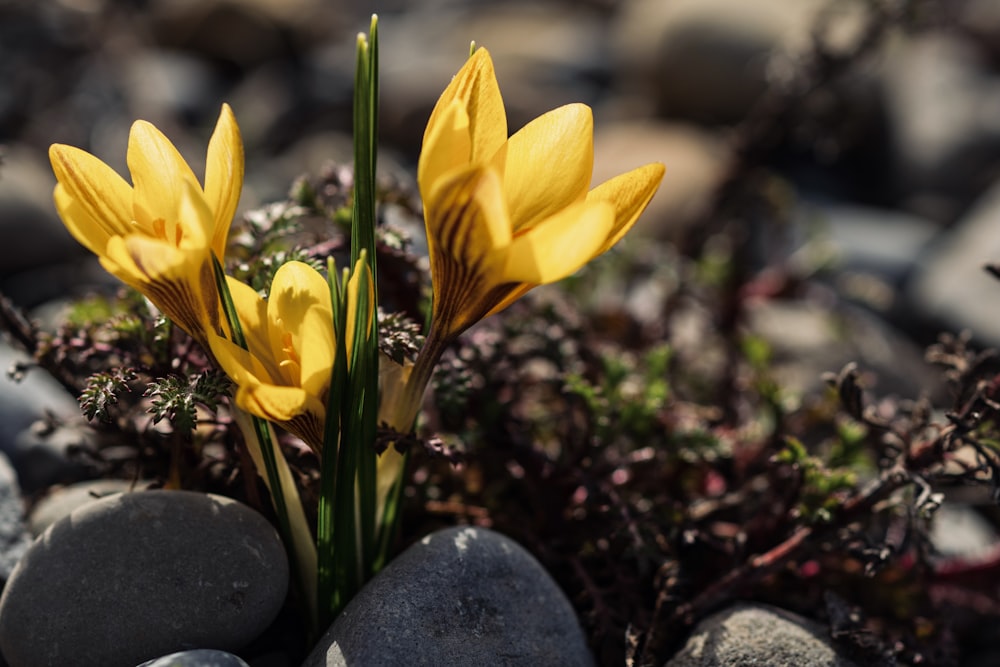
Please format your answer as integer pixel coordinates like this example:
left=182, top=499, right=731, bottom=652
left=204, top=104, right=244, bottom=259
left=53, top=183, right=114, bottom=256
left=103, top=235, right=211, bottom=342
left=425, top=166, right=511, bottom=266
left=237, top=382, right=327, bottom=452
left=418, top=100, right=472, bottom=203
left=49, top=145, right=133, bottom=237
left=426, top=48, right=507, bottom=167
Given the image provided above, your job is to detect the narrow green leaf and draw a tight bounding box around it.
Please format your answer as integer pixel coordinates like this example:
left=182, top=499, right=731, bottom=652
left=212, top=254, right=246, bottom=349
left=212, top=253, right=318, bottom=635
left=316, top=14, right=389, bottom=625
left=318, top=258, right=350, bottom=630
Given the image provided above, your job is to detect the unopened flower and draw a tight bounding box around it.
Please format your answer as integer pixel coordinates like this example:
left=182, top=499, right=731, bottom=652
left=210, top=260, right=371, bottom=453
left=418, top=48, right=665, bottom=343
left=49, top=104, right=244, bottom=347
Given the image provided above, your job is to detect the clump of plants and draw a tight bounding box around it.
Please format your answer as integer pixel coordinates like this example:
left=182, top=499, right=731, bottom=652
left=4, top=6, right=1000, bottom=667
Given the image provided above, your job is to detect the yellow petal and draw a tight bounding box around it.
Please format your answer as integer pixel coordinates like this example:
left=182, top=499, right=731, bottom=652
left=504, top=103, right=594, bottom=232
left=49, top=144, right=134, bottom=237
left=425, top=166, right=511, bottom=266
left=268, top=262, right=334, bottom=398
left=53, top=183, right=112, bottom=256
left=238, top=382, right=327, bottom=451
left=204, top=103, right=244, bottom=259
left=418, top=100, right=472, bottom=201
left=376, top=352, right=413, bottom=429
left=104, top=235, right=187, bottom=285
left=297, top=306, right=335, bottom=401
left=226, top=277, right=268, bottom=338
left=376, top=446, right=405, bottom=529
left=175, top=179, right=212, bottom=249
left=103, top=235, right=211, bottom=342
left=269, top=261, right=332, bottom=313
left=426, top=48, right=507, bottom=166
left=345, top=258, right=375, bottom=366
left=224, top=276, right=281, bottom=381
left=589, top=163, right=666, bottom=255
left=209, top=334, right=268, bottom=388
left=237, top=382, right=316, bottom=423
left=483, top=284, right=532, bottom=320
left=127, top=119, right=201, bottom=232
left=503, top=199, right=614, bottom=284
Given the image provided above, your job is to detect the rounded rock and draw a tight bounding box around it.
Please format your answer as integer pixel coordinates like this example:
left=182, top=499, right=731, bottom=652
left=27, top=479, right=146, bottom=537
left=0, top=342, right=91, bottom=493
left=0, top=490, right=288, bottom=667
left=303, top=525, right=594, bottom=667
left=665, top=603, right=859, bottom=667
left=136, top=648, right=250, bottom=667
left=0, top=452, right=31, bottom=582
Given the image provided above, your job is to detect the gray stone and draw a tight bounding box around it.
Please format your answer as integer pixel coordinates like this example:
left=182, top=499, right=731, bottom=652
left=0, top=343, right=80, bottom=434
left=879, top=34, right=1000, bottom=223
left=303, top=525, right=593, bottom=667
left=612, top=0, right=826, bottom=123
left=3, top=257, right=119, bottom=314
left=27, top=479, right=148, bottom=537
left=10, top=419, right=95, bottom=494
left=960, top=0, right=1000, bottom=60
left=0, top=342, right=92, bottom=493
left=745, top=299, right=944, bottom=402
left=136, top=648, right=250, bottom=667
left=906, top=176, right=1000, bottom=347
left=664, top=603, right=859, bottom=667
left=0, top=490, right=288, bottom=667
left=0, top=453, right=31, bottom=582
left=123, top=50, right=219, bottom=122
left=928, top=503, right=998, bottom=561
left=0, top=144, right=84, bottom=278
left=796, top=201, right=940, bottom=285
left=369, top=3, right=607, bottom=155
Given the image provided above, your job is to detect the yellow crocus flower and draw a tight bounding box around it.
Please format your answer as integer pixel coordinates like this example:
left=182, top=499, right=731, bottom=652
left=418, top=48, right=665, bottom=342
left=49, top=104, right=244, bottom=348
left=210, top=260, right=372, bottom=454
left=380, top=47, right=666, bottom=434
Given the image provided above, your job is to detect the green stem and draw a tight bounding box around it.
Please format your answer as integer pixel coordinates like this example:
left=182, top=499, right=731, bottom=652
left=374, top=448, right=408, bottom=571
left=317, top=261, right=349, bottom=631
left=369, top=329, right=451, bottom=569
left=211, top=254, right=317, bottom=635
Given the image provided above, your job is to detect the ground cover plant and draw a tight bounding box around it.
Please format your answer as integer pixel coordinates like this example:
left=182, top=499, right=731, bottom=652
left=4, top=2, right=1000, bottom=665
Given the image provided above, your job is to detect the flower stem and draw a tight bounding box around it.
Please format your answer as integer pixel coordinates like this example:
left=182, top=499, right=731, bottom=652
left=391, top=327, right=452, bottom=432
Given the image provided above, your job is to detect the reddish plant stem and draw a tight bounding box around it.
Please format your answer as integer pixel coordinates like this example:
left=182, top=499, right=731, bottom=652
left=640, top=468, right=912, bottom=665
left=0, top=292, right=81, bottom=396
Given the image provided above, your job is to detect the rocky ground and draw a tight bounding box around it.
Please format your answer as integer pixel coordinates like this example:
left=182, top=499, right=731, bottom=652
left=5, top=0, right=1000, bottom=665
